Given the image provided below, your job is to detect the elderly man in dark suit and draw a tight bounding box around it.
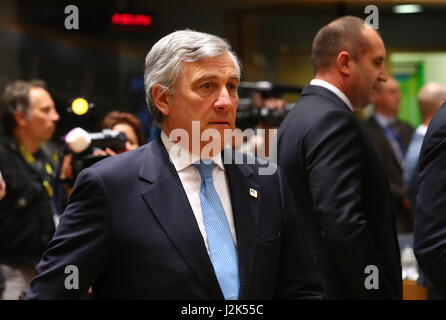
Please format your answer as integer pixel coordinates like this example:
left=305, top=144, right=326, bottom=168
left=363, top=77, right=414, bottom=233
left=414, top=102, right=446, bottom=299
left=26, top=30, right=324, bottom=300
left=277, top=16, right=402, bottom=299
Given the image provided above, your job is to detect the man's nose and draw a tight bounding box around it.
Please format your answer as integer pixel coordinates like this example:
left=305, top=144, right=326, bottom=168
left=214, top=87, right=233, bottom=111
left=378, top=65, right=388, bottom=82
left=51, top=109, right=60, bottom=122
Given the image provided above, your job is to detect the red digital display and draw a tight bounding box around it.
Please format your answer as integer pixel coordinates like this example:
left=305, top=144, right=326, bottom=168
left=111, top=13, right=152, bottom=27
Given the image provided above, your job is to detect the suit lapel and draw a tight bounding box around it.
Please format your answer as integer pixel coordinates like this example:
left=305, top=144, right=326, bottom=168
left=139, top=138, right=222, bottom=299
left=223, top=149, right=261, bottom=299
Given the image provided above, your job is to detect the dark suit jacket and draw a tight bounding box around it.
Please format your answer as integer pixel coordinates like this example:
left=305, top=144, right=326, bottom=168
left=414, top=102, right=446, bottom=298
left=277, top=85, right=402, bottom=299
left=0, top=135, right=55, bottom=267
left=26, top=136, right=324, bottom=300
left=363, top=116, right=414, bottom=233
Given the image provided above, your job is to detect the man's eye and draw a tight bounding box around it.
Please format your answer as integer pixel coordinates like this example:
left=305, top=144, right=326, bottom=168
left=227, top=83, right=238, bottom=91
left=201, top=83, right=212, bottom=89
left=374, top=60, right=383, bottom=66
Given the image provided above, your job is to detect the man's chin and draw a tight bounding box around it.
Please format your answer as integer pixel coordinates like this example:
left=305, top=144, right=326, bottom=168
left=43, top=130, right=55, bottom=142
left=357, top=96, right=373, bottom=110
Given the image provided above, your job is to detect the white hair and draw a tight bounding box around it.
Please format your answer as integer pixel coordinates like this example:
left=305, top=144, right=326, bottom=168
left=144, top=29, right=241, bottom=125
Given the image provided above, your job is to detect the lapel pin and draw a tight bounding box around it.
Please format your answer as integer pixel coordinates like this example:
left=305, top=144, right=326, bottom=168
left=249, top=188, right=258, bottom=198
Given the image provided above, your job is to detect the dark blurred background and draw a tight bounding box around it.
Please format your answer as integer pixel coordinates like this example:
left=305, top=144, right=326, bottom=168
left=1, top=0, right=446, bottom=139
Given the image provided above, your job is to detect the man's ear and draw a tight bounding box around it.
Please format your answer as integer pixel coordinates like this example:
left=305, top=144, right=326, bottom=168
left=336, top=51, right=353, bottom=76
left=13, top=110, right=28, bottom=127
left=152, top=84, right=170, bottom=117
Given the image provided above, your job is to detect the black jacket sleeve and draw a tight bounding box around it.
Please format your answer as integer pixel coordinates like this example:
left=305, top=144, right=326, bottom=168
left=273, top=166, right=326, bottom=299
left=414, top=108, right=446, bottom=298
left=26, top=167, right=113, bottom=299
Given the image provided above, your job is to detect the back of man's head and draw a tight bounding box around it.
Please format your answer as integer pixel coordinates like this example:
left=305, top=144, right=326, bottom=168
left=311, top=16, right=369, bottom=74
left=418, top=82, right=446, bottom=122
left=1, top=79, right=46, bottom=135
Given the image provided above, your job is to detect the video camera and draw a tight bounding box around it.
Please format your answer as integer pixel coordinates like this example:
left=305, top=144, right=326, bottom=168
left=64, top=127, right=128, bottom=180
left=236, top=81, right=302, bottom=130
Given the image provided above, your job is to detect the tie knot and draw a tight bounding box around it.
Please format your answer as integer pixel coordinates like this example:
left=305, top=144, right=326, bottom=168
left=193, top=161, right=214, bottom=179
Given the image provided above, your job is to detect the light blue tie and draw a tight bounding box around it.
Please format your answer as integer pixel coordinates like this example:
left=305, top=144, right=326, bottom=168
left=193, top=161, right=240, bottom=300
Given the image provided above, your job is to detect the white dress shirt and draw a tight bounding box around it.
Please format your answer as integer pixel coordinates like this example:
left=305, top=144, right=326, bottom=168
left=160, top=131, right=237, bottom=254
left=374, top=112, right=396, bottom=128
left=310, top=79, right=354, bottom=111
left=416, top=124, right=428, bottom=137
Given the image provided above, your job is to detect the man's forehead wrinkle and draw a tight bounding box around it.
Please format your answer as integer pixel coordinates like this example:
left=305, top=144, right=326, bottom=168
left=189, top=66, right=238, bottom=82
left=192, top=73, right=239, bottom=82
left=176, top=54, right=239, bottom=88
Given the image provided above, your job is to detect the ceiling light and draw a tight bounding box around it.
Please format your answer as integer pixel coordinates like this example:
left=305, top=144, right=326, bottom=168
left=393, top=4, right=423, bottom=14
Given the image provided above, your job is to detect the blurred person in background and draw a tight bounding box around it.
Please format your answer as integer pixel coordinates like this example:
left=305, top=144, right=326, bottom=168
left=0, top=80, right=59, bottom=299
left=234, top=91, right=287, bottom=160
left=94, top=110, right=147, bottom=156
left=363, top=77, right=414, bottom=233
left=57, top=111, right=146, bottom=211
left=404, top=82, right=446, bottom=209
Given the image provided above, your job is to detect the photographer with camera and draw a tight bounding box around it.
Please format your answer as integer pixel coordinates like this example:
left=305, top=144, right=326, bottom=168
left=94, top=110, right=147, bottom=156
left=54, top=110, right=147, bottom=222
left=0, top=80, right=59, bottom=300
left=59, top=110, right=146, bottom=189
left=235, top=82, right=294, bottom=160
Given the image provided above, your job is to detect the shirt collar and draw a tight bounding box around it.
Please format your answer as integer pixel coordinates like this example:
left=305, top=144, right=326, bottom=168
left=416, top=124, right=428, bottom=136
left=310, top=79, right=354, bottom=111
left=160, top=131, right=225, bottom=172
left=374, top=112, right=396, bottom=128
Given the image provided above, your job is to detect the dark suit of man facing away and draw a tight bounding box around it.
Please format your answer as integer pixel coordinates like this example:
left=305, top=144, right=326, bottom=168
left=278, top=16, right=402, bottom=299
left=414, top=102, right=446, bottom=299
left=26, top=30, right=324, bottom=300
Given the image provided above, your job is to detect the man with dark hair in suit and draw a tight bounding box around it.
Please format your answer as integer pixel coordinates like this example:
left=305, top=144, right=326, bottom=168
left=363, top=77, right=414, bottom=234
left=414, top=101, right=446, bottom=299
left=26, top=30, right=324, bottom=300
left=277, top=16, right=402, bottom=299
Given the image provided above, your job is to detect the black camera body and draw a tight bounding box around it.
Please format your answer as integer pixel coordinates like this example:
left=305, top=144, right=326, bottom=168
left=64, top=128, right=128, bottom=180
left=236, top=81, right=302, bottom=130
